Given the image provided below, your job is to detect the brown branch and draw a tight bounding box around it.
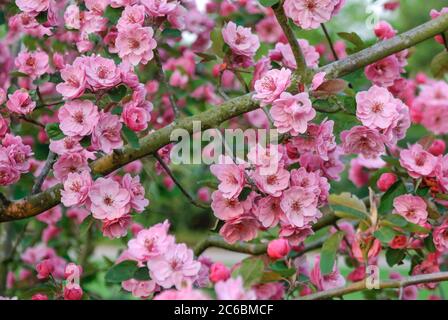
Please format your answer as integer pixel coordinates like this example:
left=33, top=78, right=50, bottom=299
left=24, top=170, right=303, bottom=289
left=300, top=272, right=448, bottom=300
left=31, top=151, right=56, bottom=195
left=321, top=23, right=339, bottom=61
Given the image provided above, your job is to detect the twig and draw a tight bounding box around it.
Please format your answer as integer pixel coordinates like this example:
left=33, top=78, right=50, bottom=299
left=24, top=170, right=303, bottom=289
left=32, top=151, right=56, bottom=195
left=153, top=152, right=209, bottom=209
left=299, top=272, right=448, bottom=300
left=19, top=116, right=45, bottom=129
left=321, top=23, right=339, bottom=61
left=273, top=3, right=308, bottom=78
left=153, top=49, right=180, bottom=118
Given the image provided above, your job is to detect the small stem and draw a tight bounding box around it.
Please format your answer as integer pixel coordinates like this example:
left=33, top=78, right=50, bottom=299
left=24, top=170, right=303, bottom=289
left=153, top=152, right=209, bottom=209
left=153, top=49, right=180, bottom=118
left=442, top=32, right=448, bottom=51
left=32, top=151, right=56, bottom=195
left=321, top=23, right=339, bottom=61
left=19, top=116, right=45, bottom=129
left=273, top=3, right=308, bottom=79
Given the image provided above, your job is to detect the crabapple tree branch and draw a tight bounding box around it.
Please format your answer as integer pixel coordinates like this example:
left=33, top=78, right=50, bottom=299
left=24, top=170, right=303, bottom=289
left=299, top=272, right=448, bottom=300
left=1, top=14, right=448, bottom=222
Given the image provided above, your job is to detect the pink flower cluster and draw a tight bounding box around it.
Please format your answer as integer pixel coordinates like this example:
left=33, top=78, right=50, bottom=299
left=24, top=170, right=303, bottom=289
left=284, top=0, right=345, bottom=30
left=0, top=134, right=33, bottom=186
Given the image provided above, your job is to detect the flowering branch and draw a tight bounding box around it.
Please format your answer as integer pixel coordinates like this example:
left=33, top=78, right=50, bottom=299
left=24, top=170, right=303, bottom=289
left=299, top=272, right=448, bottom=300
left=31, top=151, right=56, bottom=195
left=273, top=2, right=308, bottom=79
left=321, top=23, right=339, bottom=61
left=0, top=13, right=447, bottom=223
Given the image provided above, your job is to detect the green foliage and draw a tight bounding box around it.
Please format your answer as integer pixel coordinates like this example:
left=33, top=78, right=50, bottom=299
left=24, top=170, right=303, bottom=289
left=320, top=231, right=344, bottom=275
left=378, top=181, right=407, bottom=215
left=45, top=123, right=65, bottom=140
left=122, top=126, right=140, bottom=149
left=233, top=257, right=264, bottom=288
left=105, top=260, right=139, bottom=283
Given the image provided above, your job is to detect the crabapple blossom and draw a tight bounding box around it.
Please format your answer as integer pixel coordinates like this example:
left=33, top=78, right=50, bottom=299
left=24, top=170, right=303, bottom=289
left=6, top=90, right=36, bottom=115
left=120, top=174, right=149, bottom=212
left=252, top=166, right=290, bottom=197
left=210, top=158, right=245, bottom=199
left=88, top=177, right=131, bottom=220
left=270, top=92, right=316, bottom=136
left=341, top=126, right=385, bottom=159
left=211, top=191, right=244, bottom=220
left=215, top=277, right=256, bottom=300
left=61, top=171, right=93, bottom=207
left=84, top=55, right=122, bottom=90
left=253, top=68, right=292, bottom=106
left=222, top=22, right=260, bottom=58
left=310, top=256, right=346, bottom=291
left=280, top=187, right=321, bottom=228
left=115, top=26, right=157, bottom=66
left=377, top=172, right=397, bottom=192
left=91, top=112, right=123, bottom=154
left=209, top=263, right=231, bottom=283
left=269, top=40, right=320, bottom=69
left=15, top=50, right=49, bottom=79
left=393, top=194, right=428, bottom=225
left=267, top=238, right=291, bottom=260
left=284, top=0, right=343, bottom=30
left=219, top=214, right=259, bottom=244
left=58, top=100, right=100, bottom=137
left=399, top=144, right=438, bottom=179
left=147, top=243, right=201, bottom=289
left=433, top=219, right=448, bottom=252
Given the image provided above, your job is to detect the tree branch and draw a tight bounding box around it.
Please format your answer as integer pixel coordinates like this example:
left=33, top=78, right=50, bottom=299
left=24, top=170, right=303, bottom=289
left=1, top=13, right=447, bottom=222
left=320, top=13, right=448, bottom=78
left=153, top=152, right=209, bottom=209
left=321, top=23, right=339, bottom=61
left=299, top=272, right=448, bottom=300
left=273, top=3, right=308, bottom=78
left=31, top=151, right=56, bottom=195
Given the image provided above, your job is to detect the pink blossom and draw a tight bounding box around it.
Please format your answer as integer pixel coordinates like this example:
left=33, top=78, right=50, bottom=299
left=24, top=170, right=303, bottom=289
left=399, top=144, right=437, bottom=179
left=280, top=187, right=321, bottom=228
left=58, top=100, right=100, bottom=137
left=64, top=4, right=80, bottom=29
left=6, top=90, right=36, bottom=115
left=53, top=152, right=91, bottom=181
left=348, top=157, right=369, bottom=188
left=209, top=262, right=231, bottom=284
left=374, top=21, right=396, bottom=40
left=254, top=282, right=285, bottom=300
left=197, top=187, right=211, bottom=202
left=433, top=219, right=448, bottom=252
left=256, top=16, right=283, bottom=43
left=21, top=244, right=55, bottom=265
left=15, top=50, right=49, bottom=79
left=2, top=134, right=33, bottom=173
left=63, top=283, right=83, bottom=300
left=269, top=40, right=320, bottom=69
left=284, top=0, right=339, bottom=30
left=270, top=92, right=316, bottom=136
left=154, top=287, right=209, bottom=300
left=147, top=243, right=201, bottom=289
left=117, top=5, right=145, bottom=31
left=102, top=215, right=132, bottom=239
left=88, top=177, right=131, bottom=220
left=141, top=0, right=177, bottom=17
left=66, top=207, right=90, bottom=224
left=91, top=112, right=123, bottom=154
left=85, top=56, right=121, bottom=90
left=393, top=194, right=428, bottom=225
left=279, top=223, right=314, bottom=247
left=219, top=214, right=259, bottom=244
left=252, top=166, right=290, bottom=197
left=36, top=259, right=54, bottom=279
left=42, top=225, right=60, bottom=243
left=365, top=55, right=401, bottom=87
left=253, top=68, right=292, bottom=106
left=61, top=171, right=92, bottom=207
left=428, top=139, right=446, bottom=156
left=290, top=167, right=329, bottom=205
left=127, top=220, right=175, bottom=261
left=121, top=103, right=152, bottom=132
left=356, top=85, right=399, bottom=130
left=310, top=256, right=346, bottom=291
left=312, top=72, right=326, bottom=90
left=120, top=173, right=149, bottom=212
left=267, top=238, right=290, bottom=260
left=222, top=22, right=260, bottom=58
left=210, top=159, right=245, bottom=199
left=116, top=26, right=157, bottom=66
left=341, top=126, right=385, bottom=159
left=31, top=294, right=48, bottom=300
left=253, top=196, right=283, bottom=228
left=36, top=206, right=62, bottom=225
left=49, top=136, right=85, bottom=156
left=56, top=60, right=86, bottom=99
left=412, top=257, right=440, bottom=290
left=122, top=279, right=157, bottom=298
left=16, top=0, right=49, bottom=14
left=215, top=277, right=256, bottom=300
left=377, top=172, right=397, bottom=191
left=211, top=191, right=244, bottom=220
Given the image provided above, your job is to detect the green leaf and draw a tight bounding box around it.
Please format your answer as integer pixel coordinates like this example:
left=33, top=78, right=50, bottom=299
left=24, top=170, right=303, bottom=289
left=385, top=248, right=405, bottom=267
left=320, top=231, right=344, bottom=275
left=9, top=70, right=29, bottom=78
left=79, top=215, right=94, bottom=237
left=383, top=214, right=408, bottom=227
left=373, top=226, right=396, bottom=243
left=122, top=126, right=140, bottom=149
left=133, top=267, right=151, bottom=281
left=259, top=0, right=279, bottom=7
left=331, top=205, right=369, bottom=221
left=329, top=193, right=369, bottom=222
left=49, top=72, right=62, bottom=83
left=269, top=260, right=296, bottom=278
left=210, top=28, right=225, bottom=58
left=378, top=181, right=407, bottom=215
left=424, top=235, right=436, bottom=253
left=403, top=222, right=430, bottom=234
left=161, top=28, right=182, bottom=38
left=45, top=123, right=65, bottom=140
left=431, top=51, right=448, bottom=79
left=109, top=85, right=127, bottom=102
left=194, top=52, right=217, bottom=62
left=105, top=260, right=139, bottom=283
left=234, top=257, right=264, bottom=288
left=337, top=32, right=366, bottom=53
left=104, top=6, right=122, bottom=25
